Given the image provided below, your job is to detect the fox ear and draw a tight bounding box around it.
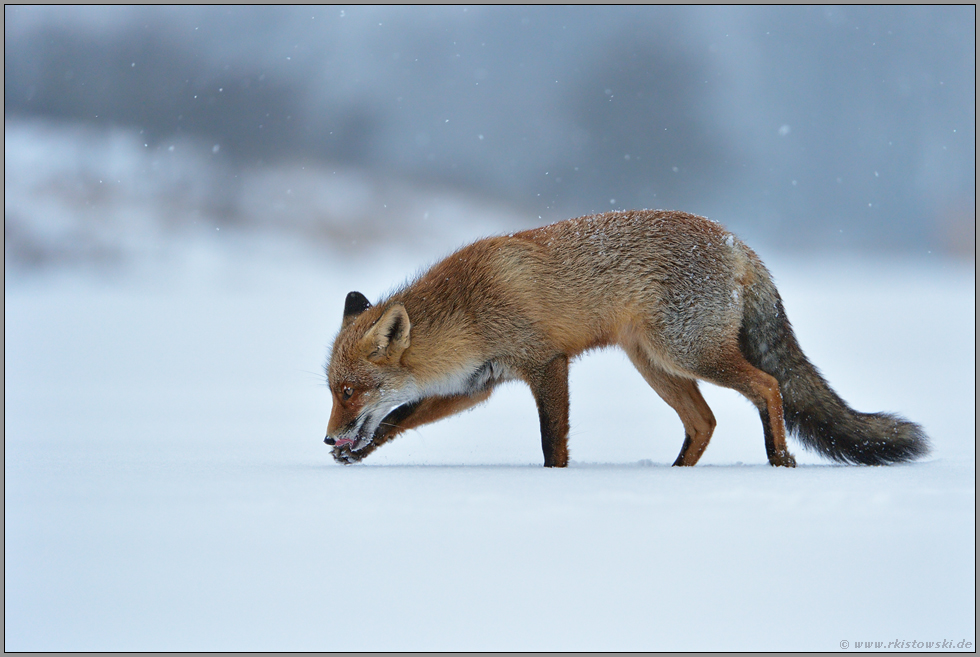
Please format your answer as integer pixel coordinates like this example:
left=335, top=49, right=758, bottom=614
left=342, top=291, right=371, bottom=327
left=360, top=303, right=411, bottom=364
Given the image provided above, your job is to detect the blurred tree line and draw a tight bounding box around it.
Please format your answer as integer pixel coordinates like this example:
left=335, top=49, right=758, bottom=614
left=5, top=5, right=975, bottom=255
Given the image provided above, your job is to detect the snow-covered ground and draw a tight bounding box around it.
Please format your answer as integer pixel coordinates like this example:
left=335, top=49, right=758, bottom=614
left=5, top=228, right=975, bottom=651
left=4, top=119, right=976, bottom=651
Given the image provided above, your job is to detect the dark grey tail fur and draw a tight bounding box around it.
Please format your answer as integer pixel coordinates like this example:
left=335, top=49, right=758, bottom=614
left=737, top=261, right=929, bottom=465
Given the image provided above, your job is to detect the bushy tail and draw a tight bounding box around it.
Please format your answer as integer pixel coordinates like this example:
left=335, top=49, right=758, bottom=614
left=737, top=259, right=929, bottom=465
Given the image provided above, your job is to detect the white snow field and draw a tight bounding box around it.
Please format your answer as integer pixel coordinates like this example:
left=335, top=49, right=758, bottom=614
left=5, top=234, right=976, bottom=651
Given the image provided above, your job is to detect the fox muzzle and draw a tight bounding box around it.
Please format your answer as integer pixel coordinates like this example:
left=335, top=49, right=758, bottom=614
left=323, top=434, right=356, bottom=447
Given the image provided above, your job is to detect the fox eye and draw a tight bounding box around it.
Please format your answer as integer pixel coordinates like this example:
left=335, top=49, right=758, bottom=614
left=341, top=385, right=354, bottom=401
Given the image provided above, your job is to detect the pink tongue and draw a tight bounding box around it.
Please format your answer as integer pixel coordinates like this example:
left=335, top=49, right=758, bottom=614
left=334, top=437, right=356, bottom=447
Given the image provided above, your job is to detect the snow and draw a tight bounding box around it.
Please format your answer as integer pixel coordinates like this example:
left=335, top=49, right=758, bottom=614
left=5, top=227, right=976, bottom=650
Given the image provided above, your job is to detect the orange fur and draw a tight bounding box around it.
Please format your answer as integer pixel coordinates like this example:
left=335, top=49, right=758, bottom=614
left=324, top=210, right=927, bottom=467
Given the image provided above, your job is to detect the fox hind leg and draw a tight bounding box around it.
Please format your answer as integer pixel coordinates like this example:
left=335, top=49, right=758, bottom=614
left=701, top=348, right=796, bottom=467
left=667, top=380, right=717, bottom=466
left=738, top=365, right=795, bottom=467
left=624, top=345, right=717, bottom=466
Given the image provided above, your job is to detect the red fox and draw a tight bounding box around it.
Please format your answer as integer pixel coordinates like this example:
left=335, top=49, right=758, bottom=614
left=323, top=210, right=928, bottom=467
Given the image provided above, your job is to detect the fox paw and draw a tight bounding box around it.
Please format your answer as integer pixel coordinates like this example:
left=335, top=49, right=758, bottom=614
left=332, top=445, right=365, bottom=465
left=769, top=450, right=797, bottom=468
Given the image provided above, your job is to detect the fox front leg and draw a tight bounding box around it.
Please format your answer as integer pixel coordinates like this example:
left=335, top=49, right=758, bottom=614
left=529, top=354, right=571, bottom=468
left=330, top=390, right=495, bottom=465
left=329, top=400, right=421, bottom=464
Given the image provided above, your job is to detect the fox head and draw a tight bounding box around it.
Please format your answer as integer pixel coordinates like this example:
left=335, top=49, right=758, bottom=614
left=324, top=291, right=418, bottom=452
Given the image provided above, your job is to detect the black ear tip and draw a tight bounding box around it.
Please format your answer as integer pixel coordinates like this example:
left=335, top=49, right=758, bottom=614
left=344, top=291, right=371, bottom=318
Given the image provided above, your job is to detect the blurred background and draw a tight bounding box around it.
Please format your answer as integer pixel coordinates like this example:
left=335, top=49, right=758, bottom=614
left=4, top=5, right=976, bottom=270
left=5, top=11, right=976, bottom=650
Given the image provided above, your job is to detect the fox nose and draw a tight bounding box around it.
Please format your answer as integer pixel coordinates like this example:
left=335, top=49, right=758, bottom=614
left=324, top=435, right=336, bottom=446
